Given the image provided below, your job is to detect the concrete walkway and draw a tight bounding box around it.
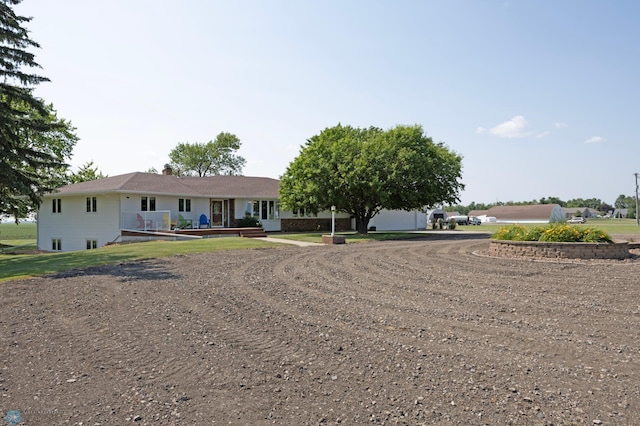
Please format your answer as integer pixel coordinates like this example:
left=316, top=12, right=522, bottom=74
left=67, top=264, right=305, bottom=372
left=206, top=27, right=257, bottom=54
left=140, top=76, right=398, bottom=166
left=256, top=236, right=323, bottom=247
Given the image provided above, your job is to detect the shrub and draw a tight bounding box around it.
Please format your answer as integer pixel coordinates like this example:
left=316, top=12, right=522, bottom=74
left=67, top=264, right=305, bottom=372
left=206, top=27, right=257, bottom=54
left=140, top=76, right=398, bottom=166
left=492, top=224, right=527, bottom=241
left=236, top=213, right=262, bottom=228
left=522, top=226, right=545, bottom=241
left=580, top=227, right=614, bottom=243
left=491, top=224, right=613, bottom=243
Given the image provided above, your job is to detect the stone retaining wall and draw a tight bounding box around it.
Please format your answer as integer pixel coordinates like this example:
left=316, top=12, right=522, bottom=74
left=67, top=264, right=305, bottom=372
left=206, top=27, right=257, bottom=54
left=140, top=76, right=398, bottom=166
left=489, top=240, right=631, bottom=260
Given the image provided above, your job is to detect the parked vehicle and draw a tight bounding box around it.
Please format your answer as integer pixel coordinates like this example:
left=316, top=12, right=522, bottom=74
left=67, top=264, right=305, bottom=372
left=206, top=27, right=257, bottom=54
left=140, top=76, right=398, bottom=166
left=448, top=215, right=470, bottom=225
left=448, top=215, right=481, bottom=225
left=469, top=216, right=482, bottom=225
left=567, top=217, right=586, bottom=224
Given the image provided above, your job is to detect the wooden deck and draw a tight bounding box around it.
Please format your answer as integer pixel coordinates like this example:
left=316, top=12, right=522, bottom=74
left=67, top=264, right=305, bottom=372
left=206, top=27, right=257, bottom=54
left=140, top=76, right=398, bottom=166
left=121, top=226, right=267, bottom=239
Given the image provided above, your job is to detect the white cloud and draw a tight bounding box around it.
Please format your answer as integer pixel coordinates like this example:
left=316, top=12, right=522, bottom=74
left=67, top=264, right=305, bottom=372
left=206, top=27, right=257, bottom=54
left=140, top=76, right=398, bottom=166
left=536, top=131, right=550, bottom=139
left=476, top=127, right=486, bottom=134
left=585, top=136, right=605, bottom=144
left=488, top=115, right=531, bottom=138
left=554, top=122, right=568, bottom=128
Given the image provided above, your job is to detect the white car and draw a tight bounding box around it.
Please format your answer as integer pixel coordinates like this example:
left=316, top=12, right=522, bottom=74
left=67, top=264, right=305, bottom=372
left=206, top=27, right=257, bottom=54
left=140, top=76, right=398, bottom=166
left=567, top=217, right=586, bottom=224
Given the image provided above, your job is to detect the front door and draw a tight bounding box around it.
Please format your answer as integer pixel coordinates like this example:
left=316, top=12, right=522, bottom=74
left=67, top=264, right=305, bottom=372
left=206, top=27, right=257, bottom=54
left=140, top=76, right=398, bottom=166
left=210, top=200, right=228, bottom=227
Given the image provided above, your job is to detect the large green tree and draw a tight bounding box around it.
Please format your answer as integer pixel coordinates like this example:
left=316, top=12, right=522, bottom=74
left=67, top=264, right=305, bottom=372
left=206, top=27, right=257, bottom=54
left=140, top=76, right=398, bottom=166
left=169, top=132, right=246, bottom=176
left=0, top=0, right=77, bottom=221
left=279, top=124, right=464, bottom=234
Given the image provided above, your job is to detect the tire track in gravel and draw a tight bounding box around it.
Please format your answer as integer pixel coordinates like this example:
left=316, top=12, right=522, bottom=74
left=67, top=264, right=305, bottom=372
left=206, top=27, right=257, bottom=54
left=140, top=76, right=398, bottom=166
left=3, top=236, right=640, bottom=424
left=40, top=268, right=251, bottom=409
left=278, top=239, right=640, bottom=379
left=206, top=240, right=573, bottom=378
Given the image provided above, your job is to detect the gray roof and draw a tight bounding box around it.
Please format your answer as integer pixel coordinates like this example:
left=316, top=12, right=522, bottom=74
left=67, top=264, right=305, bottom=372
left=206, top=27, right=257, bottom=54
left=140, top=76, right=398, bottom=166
left=49, top=173, right=280, bottom=198
left=486, top=204, right=560, bottom=221
left=563, top=207, right=582, bottom=213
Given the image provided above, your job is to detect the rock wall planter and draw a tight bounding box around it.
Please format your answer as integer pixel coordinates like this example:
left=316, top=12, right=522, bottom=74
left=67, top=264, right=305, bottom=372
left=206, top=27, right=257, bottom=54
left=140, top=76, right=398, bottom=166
left=489, top=240, right=631, bottom=260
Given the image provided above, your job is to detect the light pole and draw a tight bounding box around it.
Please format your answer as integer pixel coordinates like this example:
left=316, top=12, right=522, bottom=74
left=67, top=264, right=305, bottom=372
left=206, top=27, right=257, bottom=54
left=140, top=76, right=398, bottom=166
left=331, top=205, right=336, bottom=236
left=635, top=173, right=639, bottom=226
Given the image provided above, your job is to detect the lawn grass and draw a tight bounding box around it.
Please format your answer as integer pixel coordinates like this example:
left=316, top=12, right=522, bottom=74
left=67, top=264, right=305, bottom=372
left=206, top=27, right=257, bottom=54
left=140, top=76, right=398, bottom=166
left=0, top=223, right=37, bottom=253
left=461, top=219, right=640, bottom=239
left=0, top=222, right=36, bottom=240
left=0, top=238, right=280, bottom=283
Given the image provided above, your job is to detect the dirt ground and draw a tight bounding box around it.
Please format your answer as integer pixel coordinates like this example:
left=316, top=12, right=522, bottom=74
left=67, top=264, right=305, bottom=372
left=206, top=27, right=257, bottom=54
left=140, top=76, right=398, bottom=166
left=1, top=234, right=640, bottom=425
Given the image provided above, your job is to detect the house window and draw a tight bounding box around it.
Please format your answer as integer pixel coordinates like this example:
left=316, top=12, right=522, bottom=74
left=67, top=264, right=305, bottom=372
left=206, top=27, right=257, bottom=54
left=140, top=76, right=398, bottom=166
left=86, top=196, right=97, bottom=213
left=251, top=200, right=280, bottom=220
left=52, top=198, right=62, bottom=214
left=178, top=198, right=191, bottom=212
left=86, top=239, right=97, bottom=250
left=51, top=238, right=62, bottom=251
left=141, top=196, right=156, bottom=211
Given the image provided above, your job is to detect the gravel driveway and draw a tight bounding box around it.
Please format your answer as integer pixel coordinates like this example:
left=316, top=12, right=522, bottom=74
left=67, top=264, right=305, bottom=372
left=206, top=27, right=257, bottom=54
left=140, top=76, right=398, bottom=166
left=1, top=235, right=639, bottom=424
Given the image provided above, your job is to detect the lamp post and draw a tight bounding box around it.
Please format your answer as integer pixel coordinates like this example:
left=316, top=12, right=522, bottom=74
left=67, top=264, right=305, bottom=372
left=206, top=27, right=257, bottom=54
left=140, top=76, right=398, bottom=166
left=331, top=205, right=336, bottom=236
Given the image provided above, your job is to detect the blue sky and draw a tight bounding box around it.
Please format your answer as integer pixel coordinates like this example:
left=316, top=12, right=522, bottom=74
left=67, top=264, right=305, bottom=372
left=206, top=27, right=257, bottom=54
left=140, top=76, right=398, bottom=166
left=15, top=0, right=640, bottom=206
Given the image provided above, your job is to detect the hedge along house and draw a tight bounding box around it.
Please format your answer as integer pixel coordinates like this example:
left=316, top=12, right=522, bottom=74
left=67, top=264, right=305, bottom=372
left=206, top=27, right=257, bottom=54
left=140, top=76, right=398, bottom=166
left=37, top=167, right=283, bottom=252
left=483, top=204, right=565, bottom=224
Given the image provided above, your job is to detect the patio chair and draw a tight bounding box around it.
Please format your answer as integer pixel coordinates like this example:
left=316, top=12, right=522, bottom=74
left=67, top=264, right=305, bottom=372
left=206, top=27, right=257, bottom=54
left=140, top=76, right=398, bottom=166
left=136, top=213, right=152, bottom=230
left=177, top=214, right=192, bottom=229
left=156, top=213, right=170, bottom=231
left=198, top=214, right=210, bottom=228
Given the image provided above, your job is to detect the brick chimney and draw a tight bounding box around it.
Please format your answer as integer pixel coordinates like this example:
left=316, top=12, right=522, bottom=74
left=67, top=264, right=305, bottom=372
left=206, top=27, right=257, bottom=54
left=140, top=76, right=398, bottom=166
left=162, top=164, right=173, bottom=175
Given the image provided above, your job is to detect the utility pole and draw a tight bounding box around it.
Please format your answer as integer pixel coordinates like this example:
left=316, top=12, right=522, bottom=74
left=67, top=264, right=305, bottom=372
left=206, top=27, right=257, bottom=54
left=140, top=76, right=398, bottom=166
left=635, top=172, right=640, bottom=226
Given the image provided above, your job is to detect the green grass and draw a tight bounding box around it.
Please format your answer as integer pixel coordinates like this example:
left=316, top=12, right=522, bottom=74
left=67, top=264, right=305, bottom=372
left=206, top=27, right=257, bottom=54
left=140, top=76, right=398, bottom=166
left=0, top=238, right=280, bottom=283
left=466, top=219, right=640, bottom=239
left=0, top=222, right=36, bottom=240
left=0, top=223, right=37, bottom=254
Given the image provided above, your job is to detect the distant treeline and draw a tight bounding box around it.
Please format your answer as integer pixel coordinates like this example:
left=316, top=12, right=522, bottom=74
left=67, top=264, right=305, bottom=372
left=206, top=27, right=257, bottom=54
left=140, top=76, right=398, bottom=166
left=449, top=195, right=637, bottom=217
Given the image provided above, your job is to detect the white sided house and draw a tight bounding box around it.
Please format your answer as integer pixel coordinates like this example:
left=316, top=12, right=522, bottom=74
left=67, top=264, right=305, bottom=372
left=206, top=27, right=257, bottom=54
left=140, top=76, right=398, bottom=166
left=37, top=169, right=283, bottom=252
left=37, top=166, right=440, bottom=252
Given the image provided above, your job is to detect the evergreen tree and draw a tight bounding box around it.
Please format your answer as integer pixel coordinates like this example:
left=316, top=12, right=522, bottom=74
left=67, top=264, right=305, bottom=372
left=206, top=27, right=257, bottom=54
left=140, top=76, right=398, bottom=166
left=69, top=161, right=107, bottom=184
left=0, top=0, right=77, bottom=221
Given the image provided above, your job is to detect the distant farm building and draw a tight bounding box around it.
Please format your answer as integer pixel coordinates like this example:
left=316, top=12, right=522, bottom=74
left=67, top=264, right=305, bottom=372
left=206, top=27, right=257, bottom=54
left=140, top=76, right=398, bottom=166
left=480, top=204, right=565, bottom=224
left=562, top=207, right=599, bottom=219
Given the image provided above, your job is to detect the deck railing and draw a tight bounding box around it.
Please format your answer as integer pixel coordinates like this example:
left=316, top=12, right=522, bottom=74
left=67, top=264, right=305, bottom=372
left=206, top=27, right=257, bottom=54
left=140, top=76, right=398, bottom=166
left=121, top=210, right=173, bottom=231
